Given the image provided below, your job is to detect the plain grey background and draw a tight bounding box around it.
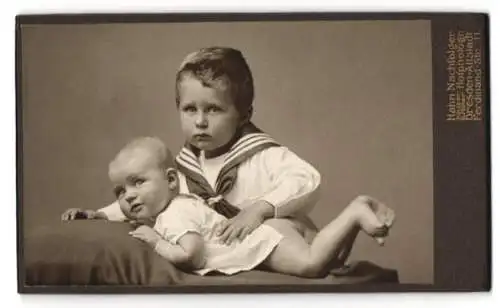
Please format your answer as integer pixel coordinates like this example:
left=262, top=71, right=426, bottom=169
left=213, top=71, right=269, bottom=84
left=21, top=20, right=433, bottom=283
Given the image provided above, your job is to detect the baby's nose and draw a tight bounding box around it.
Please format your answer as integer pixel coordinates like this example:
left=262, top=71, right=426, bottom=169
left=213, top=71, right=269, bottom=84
left=125, top=191, right=137, bottom=203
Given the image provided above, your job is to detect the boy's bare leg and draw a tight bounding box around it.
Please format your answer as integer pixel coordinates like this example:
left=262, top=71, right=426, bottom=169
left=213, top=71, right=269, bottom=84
left=263, top=198, right=392, bottom=278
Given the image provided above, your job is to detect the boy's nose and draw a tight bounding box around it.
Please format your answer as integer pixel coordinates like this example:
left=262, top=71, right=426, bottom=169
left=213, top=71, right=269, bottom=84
left=195, top=112, right=208, bottom=128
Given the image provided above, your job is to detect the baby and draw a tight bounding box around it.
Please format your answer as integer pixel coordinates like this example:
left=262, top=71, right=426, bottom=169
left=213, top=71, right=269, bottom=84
left=111, top=136, right=395, bottom=277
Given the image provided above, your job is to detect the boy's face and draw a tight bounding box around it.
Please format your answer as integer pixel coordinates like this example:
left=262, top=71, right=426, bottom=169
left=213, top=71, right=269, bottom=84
left=109, top=149, right=177, bottom=221
left=178, top=76, right=241, bottom=153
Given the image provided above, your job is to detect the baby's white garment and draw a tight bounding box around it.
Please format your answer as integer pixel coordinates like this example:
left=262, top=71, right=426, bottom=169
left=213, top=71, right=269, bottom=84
left=154, top=195, right=284, bottom=275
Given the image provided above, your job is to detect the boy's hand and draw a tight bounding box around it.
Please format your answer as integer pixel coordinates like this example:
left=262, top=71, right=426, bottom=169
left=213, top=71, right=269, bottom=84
left=129, top=225, right=162, bottom=247
left=215, top=201, right=273, bottom=245
left=61, top=208, right=102, bottom=220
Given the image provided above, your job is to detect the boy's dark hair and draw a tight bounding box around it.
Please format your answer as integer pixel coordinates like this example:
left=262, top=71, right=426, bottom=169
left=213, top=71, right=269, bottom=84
left=175, top=47, right=254, bottom=119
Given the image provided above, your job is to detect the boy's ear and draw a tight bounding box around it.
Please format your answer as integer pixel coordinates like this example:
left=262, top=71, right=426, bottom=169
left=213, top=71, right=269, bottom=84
left=165, top=168, right=179, bottom=189
left=240, top=106, right=253, bottom=125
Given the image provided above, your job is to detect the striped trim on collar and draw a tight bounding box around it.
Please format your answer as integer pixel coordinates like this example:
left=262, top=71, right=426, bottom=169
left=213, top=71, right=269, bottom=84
left=224, top=133, right=276, bottom=165
left=175, top=147, right=203, bottom=177
left=175, top=132, right=278, bottom=180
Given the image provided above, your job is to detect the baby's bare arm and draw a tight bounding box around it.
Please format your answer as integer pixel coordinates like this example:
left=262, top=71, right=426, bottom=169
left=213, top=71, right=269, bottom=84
left=154, top=233, right=205, bottom=270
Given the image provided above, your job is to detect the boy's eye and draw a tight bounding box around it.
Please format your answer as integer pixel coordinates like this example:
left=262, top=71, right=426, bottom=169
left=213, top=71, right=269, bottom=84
left=181, top=105, right=197, bottom=113
left=207, top=105, right=222, bottom=113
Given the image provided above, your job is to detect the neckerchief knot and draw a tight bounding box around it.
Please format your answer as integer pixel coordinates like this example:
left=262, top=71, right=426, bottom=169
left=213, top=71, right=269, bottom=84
left=206, top=195, right=224, bottom=208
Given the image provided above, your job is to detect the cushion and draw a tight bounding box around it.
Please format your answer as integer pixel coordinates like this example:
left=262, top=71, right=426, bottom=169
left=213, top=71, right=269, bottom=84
left=22, top=220, right=399, bottom=288
left=23, top=220, right=183, bottom=286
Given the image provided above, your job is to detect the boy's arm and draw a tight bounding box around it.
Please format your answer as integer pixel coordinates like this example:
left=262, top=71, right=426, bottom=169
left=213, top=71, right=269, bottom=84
left=61, top=201, right=126, bottom=221
left=61, top=208, right=109, bottom=220
left=215, top=147, right=320, bottom=244
left=257, top=146, right=321, bottom=218
left=96, top=200, right=127, bottom=221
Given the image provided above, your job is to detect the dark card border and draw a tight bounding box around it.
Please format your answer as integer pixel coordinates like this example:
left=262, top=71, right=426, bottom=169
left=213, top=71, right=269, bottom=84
left=16, top=12, right=491, bottom=293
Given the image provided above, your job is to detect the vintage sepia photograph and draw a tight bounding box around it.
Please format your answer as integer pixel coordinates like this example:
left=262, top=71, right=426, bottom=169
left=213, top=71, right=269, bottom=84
left=17, top=13, right=489, bottom=293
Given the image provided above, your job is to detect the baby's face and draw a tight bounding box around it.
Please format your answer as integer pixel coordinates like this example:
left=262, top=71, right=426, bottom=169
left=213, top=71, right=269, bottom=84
left=109, top=149, right=174, bottom=221
left=178, top=76, right=241, bottom=153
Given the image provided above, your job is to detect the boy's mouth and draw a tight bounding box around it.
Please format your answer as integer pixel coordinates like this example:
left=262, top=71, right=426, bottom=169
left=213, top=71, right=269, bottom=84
left=193, top=134, right=211, bottom=140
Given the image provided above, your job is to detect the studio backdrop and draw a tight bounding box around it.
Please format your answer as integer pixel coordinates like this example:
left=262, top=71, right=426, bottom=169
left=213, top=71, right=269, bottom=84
left=21, top=20, right=433, bottom=283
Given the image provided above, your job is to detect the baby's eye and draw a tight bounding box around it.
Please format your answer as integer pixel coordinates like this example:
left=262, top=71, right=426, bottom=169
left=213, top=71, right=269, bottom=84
left=113, top=187, right=125, bottom=198
left=134, top=178, right=145, bottom=186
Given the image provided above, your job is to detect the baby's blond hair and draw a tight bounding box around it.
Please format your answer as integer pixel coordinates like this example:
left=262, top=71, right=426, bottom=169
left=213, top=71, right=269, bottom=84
left=109, top=136, right=174, bottom=172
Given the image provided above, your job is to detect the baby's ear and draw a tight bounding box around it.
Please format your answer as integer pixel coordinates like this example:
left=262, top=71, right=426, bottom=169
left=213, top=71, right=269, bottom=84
left=165, top=168, right=179, bottom=189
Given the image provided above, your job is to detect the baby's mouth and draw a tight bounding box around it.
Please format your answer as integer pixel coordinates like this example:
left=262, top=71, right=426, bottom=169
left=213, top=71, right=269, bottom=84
left=130, top=204, right=143, bottom=214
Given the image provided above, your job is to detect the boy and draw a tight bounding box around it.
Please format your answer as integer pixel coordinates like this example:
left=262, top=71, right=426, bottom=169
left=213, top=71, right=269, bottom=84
left=111, top=137, right=394, bottom=277
left=62, top=47, right=387, bottom=247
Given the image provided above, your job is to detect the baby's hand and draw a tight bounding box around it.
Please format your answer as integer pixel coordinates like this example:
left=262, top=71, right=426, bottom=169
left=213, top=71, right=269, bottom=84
left=129, top=225, right=162, bottom=247
left=61, top=208, right=101, bottom=220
